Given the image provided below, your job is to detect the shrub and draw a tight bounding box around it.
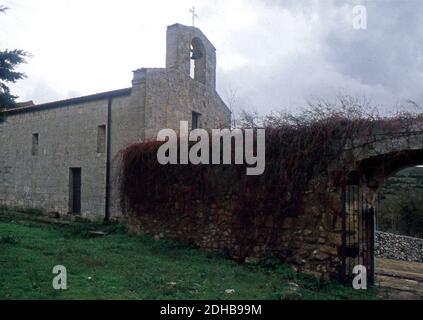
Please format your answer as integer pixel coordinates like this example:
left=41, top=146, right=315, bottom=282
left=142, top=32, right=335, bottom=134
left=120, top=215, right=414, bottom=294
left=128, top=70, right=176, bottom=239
left=119, top=99, right=423, bottom=221
left=0, top=235, right=20, bottom=245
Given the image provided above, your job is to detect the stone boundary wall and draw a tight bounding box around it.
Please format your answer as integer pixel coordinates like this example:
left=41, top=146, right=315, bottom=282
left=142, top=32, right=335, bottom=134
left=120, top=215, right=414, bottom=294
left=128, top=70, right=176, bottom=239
left=126, top=189, right=346, bottom=281
left=375, top=231, right=423, bottom=262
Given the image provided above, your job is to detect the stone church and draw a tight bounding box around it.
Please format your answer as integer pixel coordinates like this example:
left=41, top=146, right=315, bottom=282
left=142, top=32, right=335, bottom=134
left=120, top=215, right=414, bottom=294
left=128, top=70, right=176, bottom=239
left=0, top=23, right=231, bottom=220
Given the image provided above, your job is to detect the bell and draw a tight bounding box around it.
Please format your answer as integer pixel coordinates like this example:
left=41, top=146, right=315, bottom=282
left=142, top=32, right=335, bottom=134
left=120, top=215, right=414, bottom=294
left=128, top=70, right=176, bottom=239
left=191, top=48, right=203, bottom=60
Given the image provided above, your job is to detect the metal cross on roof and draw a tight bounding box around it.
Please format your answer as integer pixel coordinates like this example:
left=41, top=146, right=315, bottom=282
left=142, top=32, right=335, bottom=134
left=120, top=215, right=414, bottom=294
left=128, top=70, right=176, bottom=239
left=189, top=6, right=198, bottom=27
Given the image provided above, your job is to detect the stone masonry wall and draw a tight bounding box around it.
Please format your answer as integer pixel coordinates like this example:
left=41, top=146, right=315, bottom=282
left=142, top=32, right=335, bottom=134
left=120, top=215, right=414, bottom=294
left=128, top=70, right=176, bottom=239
left=109, top=86, right=146, bottom=219
left=127, top=188, right=345, bottom=280
left=0, top=99, right=112, bottom=218
left=137, top=67, right=230, bottom=140
left=0, top=86, right=145, bottom=220
left=375, top=231, right=423, bottom=262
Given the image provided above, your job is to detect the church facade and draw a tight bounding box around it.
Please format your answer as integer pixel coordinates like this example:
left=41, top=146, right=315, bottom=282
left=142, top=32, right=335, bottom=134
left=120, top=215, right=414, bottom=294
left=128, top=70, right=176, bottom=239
left=0, top=23, right=231, bottom=220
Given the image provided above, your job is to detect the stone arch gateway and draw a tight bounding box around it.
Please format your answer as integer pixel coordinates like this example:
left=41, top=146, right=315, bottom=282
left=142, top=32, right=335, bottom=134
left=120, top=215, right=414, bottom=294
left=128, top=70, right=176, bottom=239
left=119, top=108, right=423, bottom=283
left=339, top=124, right=423, bottom=283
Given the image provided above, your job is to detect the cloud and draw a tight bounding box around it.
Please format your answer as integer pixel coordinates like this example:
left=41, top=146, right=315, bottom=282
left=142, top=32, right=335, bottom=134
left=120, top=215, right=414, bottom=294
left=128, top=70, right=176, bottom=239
left=215, top=0, right=423, bottom=114
left=2, top=0, right=423, bottom=114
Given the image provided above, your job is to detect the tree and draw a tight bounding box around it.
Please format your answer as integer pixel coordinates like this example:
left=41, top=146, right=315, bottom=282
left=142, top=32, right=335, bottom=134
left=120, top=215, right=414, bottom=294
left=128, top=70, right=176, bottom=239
left=379, top=180, right=423, bottom=238
left=0, top=5, right=28, bottom=121
left=237, top=109, right=260, bottom=128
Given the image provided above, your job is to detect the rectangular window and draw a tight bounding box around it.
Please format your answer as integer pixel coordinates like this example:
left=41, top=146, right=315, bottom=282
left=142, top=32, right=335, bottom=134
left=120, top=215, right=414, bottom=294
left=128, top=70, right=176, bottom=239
left=192, top=112, right=201, bottom=130
left=32, top=133, right=39, bottom=156
left=97, top=125, right=106, bottom=153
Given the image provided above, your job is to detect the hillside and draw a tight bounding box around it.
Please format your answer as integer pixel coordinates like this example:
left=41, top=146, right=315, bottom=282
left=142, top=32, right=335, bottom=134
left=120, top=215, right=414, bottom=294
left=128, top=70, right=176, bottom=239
left=378, top=166, right=423, bottom=238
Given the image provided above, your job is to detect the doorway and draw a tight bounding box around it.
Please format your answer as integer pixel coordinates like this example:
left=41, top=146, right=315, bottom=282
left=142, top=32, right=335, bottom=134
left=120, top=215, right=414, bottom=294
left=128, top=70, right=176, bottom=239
left=69, top=168, right=82, bottom=214
left=375, top=166, right=423, bottom=297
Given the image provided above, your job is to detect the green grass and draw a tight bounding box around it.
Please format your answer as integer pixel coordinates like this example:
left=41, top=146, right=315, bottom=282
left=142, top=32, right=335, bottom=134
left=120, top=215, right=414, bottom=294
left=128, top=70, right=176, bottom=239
left=0, top=210, right=378, bottom=300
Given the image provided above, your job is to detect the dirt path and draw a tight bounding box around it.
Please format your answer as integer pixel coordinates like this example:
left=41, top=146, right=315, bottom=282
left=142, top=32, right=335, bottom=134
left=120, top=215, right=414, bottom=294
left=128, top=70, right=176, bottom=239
left=376, top=257, right=423, bottom=300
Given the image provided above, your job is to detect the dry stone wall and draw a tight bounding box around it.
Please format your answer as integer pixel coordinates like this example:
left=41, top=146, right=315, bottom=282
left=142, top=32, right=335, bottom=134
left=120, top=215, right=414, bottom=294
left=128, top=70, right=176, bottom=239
left=375, top=231, right=423, bottom=262
left=126, top=185, right=345, bottom=280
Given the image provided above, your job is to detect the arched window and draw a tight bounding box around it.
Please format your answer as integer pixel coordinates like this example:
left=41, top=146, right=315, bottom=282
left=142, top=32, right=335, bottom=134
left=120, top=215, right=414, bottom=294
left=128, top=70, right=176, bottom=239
left=190, top=37, right=206, bottom=84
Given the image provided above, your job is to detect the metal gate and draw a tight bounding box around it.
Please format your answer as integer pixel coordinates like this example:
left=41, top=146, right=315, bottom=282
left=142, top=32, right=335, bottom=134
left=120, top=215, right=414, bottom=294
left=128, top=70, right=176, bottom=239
left=341, top=172, right=375, bottom=285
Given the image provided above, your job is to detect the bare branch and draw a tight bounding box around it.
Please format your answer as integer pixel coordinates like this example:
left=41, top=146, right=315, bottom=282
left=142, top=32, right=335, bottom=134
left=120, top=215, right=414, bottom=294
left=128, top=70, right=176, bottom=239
left=0, top=5, right=9, bottom=13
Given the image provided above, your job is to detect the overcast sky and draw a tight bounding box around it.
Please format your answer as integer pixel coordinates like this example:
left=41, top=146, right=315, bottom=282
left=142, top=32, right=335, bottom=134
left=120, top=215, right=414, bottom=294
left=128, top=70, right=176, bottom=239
left=1, top=0, right=423, bottom=115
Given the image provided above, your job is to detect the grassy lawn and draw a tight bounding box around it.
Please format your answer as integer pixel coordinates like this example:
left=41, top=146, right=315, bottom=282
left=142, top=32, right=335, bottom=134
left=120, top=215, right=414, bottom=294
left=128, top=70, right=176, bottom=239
left=0, top=210, right=378, bottom=300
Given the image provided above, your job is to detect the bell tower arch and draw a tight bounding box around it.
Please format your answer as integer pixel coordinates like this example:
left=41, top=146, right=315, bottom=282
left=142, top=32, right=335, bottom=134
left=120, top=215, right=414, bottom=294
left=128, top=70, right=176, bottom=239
left=166, top=24, right=216, bottom=89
